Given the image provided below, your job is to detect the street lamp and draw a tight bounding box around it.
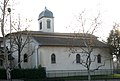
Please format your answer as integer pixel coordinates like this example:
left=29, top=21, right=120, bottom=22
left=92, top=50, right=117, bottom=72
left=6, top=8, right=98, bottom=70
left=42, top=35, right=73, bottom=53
left=7, top=7, right=12, bottom=81
left=7, top=8, right=11, bottom=34
left=7, top=7, right=12, bottom=63
left=7, top=8, right=11, bottom=13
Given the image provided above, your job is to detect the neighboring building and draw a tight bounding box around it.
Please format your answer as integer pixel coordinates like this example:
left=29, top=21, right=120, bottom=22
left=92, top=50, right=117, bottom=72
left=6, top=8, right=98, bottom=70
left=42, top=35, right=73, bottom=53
left=0, top=37, right=14, bottom=68
left=5, top=7, right=113, bottom=77
left=0, top=37, right=4, bottom=68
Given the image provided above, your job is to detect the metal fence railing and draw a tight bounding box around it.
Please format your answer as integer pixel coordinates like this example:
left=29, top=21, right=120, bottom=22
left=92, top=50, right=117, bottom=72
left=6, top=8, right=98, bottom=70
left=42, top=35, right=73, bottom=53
left=46, top=69, right=113, bottom=77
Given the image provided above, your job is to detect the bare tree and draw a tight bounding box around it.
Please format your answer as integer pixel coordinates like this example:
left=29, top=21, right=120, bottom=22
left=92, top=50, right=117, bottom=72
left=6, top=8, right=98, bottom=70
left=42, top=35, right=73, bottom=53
left=2, top=14, right=35, bottom=81
left=0, top=0, right=12, bottom=80
left=69, top=11, right=111, bottom=81
left=6, top=15, right=34, bottom=69
left=9, top=31, right=33, bottom=69
left=0, top=0, right=33, bottom=79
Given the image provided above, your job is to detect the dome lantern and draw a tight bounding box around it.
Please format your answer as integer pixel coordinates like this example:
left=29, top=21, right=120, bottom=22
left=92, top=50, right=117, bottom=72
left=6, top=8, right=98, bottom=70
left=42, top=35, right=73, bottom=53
left=38, top=7, right=54, bottom=32
left=38, top=7, right=54, bottom=20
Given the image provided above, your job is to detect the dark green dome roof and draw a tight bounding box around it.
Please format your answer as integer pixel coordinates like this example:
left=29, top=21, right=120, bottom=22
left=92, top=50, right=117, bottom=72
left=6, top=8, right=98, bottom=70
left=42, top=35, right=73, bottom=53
left=38, top=7, right=54, bottom=20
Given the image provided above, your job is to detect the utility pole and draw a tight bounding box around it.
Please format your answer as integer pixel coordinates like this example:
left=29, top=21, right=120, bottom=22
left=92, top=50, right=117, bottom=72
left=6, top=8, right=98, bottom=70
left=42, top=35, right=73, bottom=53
left=8, top=7, right=12, bottom=67
left=8, top=7, right=12, bottom=81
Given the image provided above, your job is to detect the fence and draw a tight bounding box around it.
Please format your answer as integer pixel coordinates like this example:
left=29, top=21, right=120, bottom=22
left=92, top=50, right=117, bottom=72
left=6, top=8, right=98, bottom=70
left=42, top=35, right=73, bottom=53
left=46, top=69, right=113, bottom=77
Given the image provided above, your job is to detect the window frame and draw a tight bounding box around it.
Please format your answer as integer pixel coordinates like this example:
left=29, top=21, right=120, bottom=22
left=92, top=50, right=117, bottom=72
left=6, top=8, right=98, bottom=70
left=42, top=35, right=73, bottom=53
left=40, top=22, right=42, bottom=30
left=47, top=19, right=51, bottom=29
left=0, top=59, right=3, bottom=66
left=76, top=54, right=80, bottom=63
left=97, top=54, right=101, bottom=63
left=24, top=54, right=28, bottom=63
left=51, top=53, right=56, bottom=64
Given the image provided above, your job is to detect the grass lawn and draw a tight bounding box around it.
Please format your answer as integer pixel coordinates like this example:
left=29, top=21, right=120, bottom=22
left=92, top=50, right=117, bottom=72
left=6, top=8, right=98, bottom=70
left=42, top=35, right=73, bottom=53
left=24, top=74, right=120, bottom=81
left=112, top=74, right=120, bottom=78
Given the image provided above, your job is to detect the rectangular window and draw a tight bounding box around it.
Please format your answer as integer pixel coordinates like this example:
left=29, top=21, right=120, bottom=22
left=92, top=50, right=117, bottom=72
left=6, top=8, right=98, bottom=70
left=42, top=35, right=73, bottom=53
left=47, top=20, right=51, bottom=29
left=40, top=22, right=42, bottom=30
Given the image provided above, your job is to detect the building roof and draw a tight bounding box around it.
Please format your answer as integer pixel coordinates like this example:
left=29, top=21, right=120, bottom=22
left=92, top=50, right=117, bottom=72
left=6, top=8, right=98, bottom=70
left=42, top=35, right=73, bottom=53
left=38, top=7, right=54, bottom=20
left=6, top=31, right=108, bottom=48
left=33, top=35, right=108, bottom=48
left=7, top=31, right=96, bottom=38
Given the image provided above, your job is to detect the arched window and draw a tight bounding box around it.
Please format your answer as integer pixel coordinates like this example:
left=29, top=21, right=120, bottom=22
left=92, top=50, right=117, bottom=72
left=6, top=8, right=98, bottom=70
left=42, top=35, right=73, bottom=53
left=97, top=54, right=101, bottom=63
left=51, top=54, right=56, bottom=64
left=24, top=54, right=28, bottom=62
left=0, top=59, right=3, bottom=66
left=40, top=22, right=42, bottom=30
left=47, top=19, right=51, bottom=29
left=76, top=54, right=80, bottom=63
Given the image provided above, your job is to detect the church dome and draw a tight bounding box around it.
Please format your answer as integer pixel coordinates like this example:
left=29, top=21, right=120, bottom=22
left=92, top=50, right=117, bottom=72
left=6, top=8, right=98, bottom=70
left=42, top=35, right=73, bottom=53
left=38, top=7, right=54, bottom=20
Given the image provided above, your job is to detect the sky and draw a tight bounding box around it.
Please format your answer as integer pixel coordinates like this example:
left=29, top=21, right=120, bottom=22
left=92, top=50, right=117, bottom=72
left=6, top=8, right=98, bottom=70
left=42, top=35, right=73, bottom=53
left=8, top=0, right=120, bottom=41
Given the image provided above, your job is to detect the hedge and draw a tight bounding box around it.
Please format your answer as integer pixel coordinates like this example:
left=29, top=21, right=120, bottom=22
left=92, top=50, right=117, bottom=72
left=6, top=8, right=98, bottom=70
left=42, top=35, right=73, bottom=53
left=0, top=69, right=6, bottom=79
left=0, top=67, right=46, bottom=79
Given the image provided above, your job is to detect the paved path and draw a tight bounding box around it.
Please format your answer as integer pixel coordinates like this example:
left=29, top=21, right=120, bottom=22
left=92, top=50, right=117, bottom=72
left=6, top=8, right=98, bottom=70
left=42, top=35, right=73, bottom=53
left=1, top=79, right=120, bottom=81
left=66, top=79, right=120, bottom=81
left=0, top=79, right=23, bottom=81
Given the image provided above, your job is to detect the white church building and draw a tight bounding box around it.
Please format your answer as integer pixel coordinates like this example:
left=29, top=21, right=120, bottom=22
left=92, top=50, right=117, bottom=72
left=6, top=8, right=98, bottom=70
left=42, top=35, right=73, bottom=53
left=4, top=7, right=113, bottom=77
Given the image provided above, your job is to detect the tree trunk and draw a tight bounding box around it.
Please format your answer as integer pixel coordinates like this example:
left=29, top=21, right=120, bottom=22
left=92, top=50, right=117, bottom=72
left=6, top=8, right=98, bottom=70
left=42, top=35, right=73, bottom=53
left=18, top=49, right=21, bottom=68
left=6, top=67, right=11, bottom=80
left=116, top=56, right=120, bottom=69
left=88, top=68, right=91, bottom=81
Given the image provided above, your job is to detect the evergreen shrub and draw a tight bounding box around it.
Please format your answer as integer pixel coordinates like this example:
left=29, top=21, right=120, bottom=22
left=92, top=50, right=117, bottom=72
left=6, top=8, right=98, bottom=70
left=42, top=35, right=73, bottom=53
left=0, top=67, right=46, bottom=79
left=11, top=67, right=46, bottom=79
left=0, top=69, right=6, bottom=79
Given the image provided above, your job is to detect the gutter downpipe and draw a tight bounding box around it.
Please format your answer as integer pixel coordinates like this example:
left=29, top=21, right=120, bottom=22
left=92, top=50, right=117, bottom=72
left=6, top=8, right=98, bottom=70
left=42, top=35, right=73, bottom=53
left=36, top=45, right=39, bottom=68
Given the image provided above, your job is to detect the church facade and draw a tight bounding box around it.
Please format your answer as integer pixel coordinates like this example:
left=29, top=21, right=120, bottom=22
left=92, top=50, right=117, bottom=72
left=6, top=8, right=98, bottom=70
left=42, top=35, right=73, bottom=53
left=5, top=7, right=113, bottom=77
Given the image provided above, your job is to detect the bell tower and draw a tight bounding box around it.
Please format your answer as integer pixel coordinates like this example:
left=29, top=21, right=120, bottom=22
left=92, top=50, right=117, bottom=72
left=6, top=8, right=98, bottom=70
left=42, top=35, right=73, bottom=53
left=38, top=7, right=54, bottom=32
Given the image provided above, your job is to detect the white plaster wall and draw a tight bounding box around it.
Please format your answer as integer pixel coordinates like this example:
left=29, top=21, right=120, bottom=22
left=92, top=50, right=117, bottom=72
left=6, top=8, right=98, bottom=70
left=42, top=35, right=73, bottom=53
left=20, top=37, right=39, bottom=68
left=38, top=46, right=113, bottom=71
left=39, top=17, right=54, bottom=32
left=30, top=38, right=40, bottom=68
left=5, top=36, right=113, bottom=71
left=5, top=36, right=39, bottom=69
left=5, top=37, right=18, bottom=68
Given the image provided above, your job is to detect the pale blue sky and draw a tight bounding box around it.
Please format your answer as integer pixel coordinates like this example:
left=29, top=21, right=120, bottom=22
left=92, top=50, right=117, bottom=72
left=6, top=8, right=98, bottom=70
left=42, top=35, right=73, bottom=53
left=9, top=0, right=120, bottom=40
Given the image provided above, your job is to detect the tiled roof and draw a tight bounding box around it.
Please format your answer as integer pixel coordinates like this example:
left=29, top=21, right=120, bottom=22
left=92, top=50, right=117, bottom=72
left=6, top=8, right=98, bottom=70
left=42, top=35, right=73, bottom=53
left=33, top=35, right=108, bottom=48
left=6, top=31, right=108, bottom=48
left=38, top=7, right=54, bottom=20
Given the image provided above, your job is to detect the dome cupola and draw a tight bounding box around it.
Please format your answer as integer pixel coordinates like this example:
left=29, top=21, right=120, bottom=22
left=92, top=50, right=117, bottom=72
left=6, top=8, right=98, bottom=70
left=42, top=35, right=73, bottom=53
left=38, top=7, right=54, bottom=20
left=38, top=7, right=54, bottom=32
